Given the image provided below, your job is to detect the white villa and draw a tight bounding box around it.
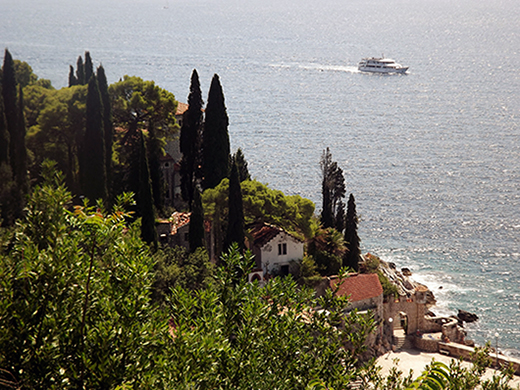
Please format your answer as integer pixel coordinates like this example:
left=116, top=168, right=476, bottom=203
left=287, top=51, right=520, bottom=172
left=246, top=223, right=304, bottom=281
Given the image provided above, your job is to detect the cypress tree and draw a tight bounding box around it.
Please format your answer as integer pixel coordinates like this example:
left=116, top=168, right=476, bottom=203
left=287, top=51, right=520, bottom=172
left=0, top=68, right=9, bottom=166
left=15, top=85, right=28, bottom=195
left=320, top=148, right=334, bottom=228
left=2, top=49, right=28, bottom=221
left=138, top=130, right=158, bottom=248
left=96, top=65, right=113, bottom=200
left=80, top=75, right=106, bottom=203
left=233, top=148, right=251, bottom=182
left=189, top=188, right=205, bottom=253
left=147, top=120, right=165, bottom=214
left=320, top=148, right=345, bottom=229
left=76, top=55, right=85, bottom=85
left=344, top=194, right=361, bottom=272
left=335, top=199, right=345, bottom=233
left=202, top=73, right=230, bottom=190
left=0, top=69, right=15, bottom=225
left=224, top=162, right=245, bottom=252
left=84, top=51, right=93, bottom=83
left=180, top=69, right=203, bottom=207
left=2, top=49, right=18, bottom=176
left=68, top=65, right=77, bottom=87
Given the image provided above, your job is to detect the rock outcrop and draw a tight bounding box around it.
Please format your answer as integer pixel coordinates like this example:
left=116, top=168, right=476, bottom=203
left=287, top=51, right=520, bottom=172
left=457, top=309, right=478, bottom=323
left=375, top=256, right=436, bottom=306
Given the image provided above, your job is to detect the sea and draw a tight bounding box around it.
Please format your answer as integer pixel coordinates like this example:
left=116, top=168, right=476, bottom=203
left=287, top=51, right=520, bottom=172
left=1, top=0, right=519, bottom=354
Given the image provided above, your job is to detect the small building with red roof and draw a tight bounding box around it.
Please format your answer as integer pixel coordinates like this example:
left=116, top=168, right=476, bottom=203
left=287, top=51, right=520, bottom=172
left=330, top=273, right=384, bottom=322
left=246, top=223, right=304, bottom=280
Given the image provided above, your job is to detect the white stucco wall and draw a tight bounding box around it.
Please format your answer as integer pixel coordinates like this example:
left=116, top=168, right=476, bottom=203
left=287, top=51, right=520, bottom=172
left=260, top=231, right=303, bottom=274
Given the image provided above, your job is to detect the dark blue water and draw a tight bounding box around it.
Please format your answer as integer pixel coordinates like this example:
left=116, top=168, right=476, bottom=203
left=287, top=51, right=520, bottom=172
left=1, top=0, right=519, bottom=352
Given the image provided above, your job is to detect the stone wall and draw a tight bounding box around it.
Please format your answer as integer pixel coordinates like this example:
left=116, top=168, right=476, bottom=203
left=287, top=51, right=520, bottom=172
left=414, top=335, right=440, bottom=353
left=438, top=342, right=520, bottom=375
left=383, top=295, right=429, bottom=335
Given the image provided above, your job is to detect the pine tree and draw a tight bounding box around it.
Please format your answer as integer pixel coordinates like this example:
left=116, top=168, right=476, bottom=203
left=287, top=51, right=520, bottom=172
left=84, top=51, right=93, bottom=83
left=96, top=65, right=113, bottom=200
left=233, top=148, right=251, bottom=182
left=202, top=74, right=230, bottom=190
left=189, top=188, right=205, bottom=253
left=180, top=69, right=203, bottom=207
left=76, top=55, right=85, bottom=85
left=138, top=130, right=157, bottom=248
left=80, top=75, right=106, bottom=203
left=68, top=65, right=77, bottom=87
left=344, top=194, right=361, bottom=272
left=224, top=162, right=245, bottom=252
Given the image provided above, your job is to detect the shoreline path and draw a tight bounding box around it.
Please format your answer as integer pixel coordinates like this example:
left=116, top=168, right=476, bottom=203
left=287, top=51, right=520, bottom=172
left=376, top=348, right=520, bottom=387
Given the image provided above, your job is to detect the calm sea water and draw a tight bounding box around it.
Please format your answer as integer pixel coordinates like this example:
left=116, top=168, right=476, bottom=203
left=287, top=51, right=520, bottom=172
left=2, top=0, right=519, bottom=352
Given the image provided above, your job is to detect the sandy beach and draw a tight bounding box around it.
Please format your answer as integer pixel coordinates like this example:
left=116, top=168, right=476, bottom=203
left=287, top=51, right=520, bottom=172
left=376, top=348, right=520, bottom=388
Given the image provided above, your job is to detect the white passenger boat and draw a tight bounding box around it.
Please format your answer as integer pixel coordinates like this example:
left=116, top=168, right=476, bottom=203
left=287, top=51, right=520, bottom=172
left=358, top=56, right=408, bottom=74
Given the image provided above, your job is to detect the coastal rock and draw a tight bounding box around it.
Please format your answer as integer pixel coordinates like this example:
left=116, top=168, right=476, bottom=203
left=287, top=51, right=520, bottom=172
left=402, top=268, right=412, bottom=276
left=457, top=309, right=478, bottom=323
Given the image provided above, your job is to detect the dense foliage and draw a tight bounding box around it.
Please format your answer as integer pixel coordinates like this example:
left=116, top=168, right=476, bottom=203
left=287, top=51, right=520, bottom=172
left=166, top=245, right=376, bottom=389
left=202, top=179, right=316, bottom=245
left=0, top=163, right=164, bottom=389
left=0, top=170, right=379, bottom=389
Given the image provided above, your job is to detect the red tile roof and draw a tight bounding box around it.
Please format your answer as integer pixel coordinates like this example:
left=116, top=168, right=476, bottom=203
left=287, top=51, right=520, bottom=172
left=331, top=273, right=383, bottom=302
left=249, top=224, right=284, bottom=248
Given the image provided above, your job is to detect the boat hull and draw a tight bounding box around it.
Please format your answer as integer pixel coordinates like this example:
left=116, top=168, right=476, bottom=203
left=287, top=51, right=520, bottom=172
left=358, top=66, right=408, bottom=74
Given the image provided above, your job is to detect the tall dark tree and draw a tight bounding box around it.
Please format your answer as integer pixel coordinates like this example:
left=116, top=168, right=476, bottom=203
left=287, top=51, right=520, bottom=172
left=224, top=162, right=245, bottom=252
left=0, top=67, right=9, bottom=166
left=335, top=199, right=345, bottom=233
left=80, top=75, right=106, bottom=203
left=15, top=85, right=28, bottom=195
left=76, top=55, right=85, bottom=85
left=344, top=194, right=361, bottom=272
left=189, top=188, right=205, bottom=253
left=2, top=50, right=18, bottom=175
left=320, top=148, right=345, bottom=229
left=233, top=148, right=251, bottom=182
left=202, top=74, right=230, bottom=190
left=96, top=65, right=113, bottom=200
left=2, top=49, right=28, bottom=222
left=180, top=69, right=203, bottom=208
left=84, top=51, right=93, bottom=83
left=138, top=130, right=158, bottom=248
left=0, top=68, right=15, bottom=225
left=68, top=65, right=77, bottom=87
left=147, top=121, right=165, bottom=214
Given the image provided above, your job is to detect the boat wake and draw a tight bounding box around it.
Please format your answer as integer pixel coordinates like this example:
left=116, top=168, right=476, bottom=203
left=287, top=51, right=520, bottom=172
left=269, top=62, right=359, bottom=73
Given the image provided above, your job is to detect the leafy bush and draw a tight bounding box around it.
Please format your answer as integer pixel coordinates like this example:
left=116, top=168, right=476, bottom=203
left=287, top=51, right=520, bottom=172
left=0, top=166, right=165, bottom=389
left=152, top=245, right=214, bottom=304
left=166, top=244, right=376, bottom=389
